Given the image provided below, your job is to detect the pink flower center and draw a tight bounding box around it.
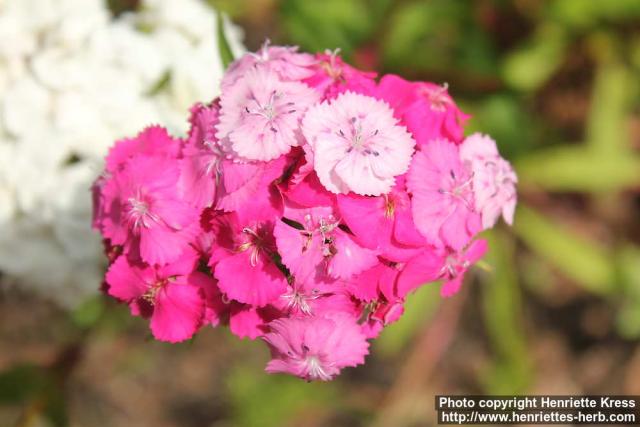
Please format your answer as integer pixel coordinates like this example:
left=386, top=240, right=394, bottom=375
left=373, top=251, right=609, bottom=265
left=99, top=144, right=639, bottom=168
left=141, top=277, right=172, bottom=305
left=440, top=252, right=470, bottom=280
left=281, top=287, right=321, bottom=315
left=420, top=83, right=452, bottom=112
left=126, top=191, right=160, bottom=231
left=237, top=226, right=272, bottom=266
left=439, top=169, right=474, bottom=210
left=244, top=90, right=297, bottom=132
left=297, top=345, right=333, bottom=381
left=339, top=117, right=380, bottom=156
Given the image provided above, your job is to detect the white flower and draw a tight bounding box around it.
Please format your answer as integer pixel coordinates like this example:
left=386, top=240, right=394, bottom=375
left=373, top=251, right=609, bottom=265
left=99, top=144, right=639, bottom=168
left=0, top=0, right=244, bottom=308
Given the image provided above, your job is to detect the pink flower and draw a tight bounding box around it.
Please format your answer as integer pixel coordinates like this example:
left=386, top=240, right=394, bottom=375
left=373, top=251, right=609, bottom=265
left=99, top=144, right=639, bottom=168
left=438, top=239, right=487, bottom=297
left=275, top=276, right=357, bottom=317
left=106, top=250, right=213, bottom=342
left=208, top=212, right=287, bottom=307
left=302, top=91, right=415, bottom=196
left=460, top=133, right=518, bottom=229
left=395, top=239, right=487, bottom=298
left=217, top=66, right=319, bottom=161
left=229, top=303, right=281, bottom=340
left=304, top=49, right=377, bottom=99
left=105, top=126, right=181, bottom=173
left=179, top=102, right=224, bottom=209
left=407, top=139, right=481, bottom=250
left=263, top=313, right=369, bottom=381
left=273, top=202, right=378, bottom=281
left=100, top=155, right=199, bottom=265
left=215, top=154, right=286, bottom=223
left=222, top=40, right=316, bottom=88
left=336, top=178, right=425, bottom=261
left=376, top=75, right=469, bottom=145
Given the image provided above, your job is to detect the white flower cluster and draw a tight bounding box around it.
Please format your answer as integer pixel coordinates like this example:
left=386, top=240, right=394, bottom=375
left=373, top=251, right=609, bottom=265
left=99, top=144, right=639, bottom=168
left=0, top=0, right=244, bottom=307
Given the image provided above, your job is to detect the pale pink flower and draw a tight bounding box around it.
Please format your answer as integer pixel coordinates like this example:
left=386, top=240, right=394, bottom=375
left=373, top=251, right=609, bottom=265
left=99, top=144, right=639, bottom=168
left=407, top=138, right=481, bottom=250
left=222, top=41, right=317, bottom=88
left=273, top=203, right=378, bottom=282
left=460, top=133, right=518, bottom=228
left=438, top=239, right=487, bottom=297
left=106, top=250, right=212, bottom=343
left=302, top=92, right=415, bottom=196
left=217, top=66, right=319, bottom=161
left=263, top=313, right=369, bottom=381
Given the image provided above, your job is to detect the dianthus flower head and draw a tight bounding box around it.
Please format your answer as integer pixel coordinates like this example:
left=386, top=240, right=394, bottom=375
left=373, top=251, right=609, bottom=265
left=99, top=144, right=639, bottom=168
left=460, top=133, right=517, bottom=229
left=302, top=91, right=415, bottom=196
left=263, top=313, right=369, bottom=381
left=217, top=66, right=319, bottom=161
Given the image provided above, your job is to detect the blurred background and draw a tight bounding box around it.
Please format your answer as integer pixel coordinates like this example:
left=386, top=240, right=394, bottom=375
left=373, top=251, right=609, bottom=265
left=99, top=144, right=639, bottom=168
left=1, top=0, right=639, bottom=426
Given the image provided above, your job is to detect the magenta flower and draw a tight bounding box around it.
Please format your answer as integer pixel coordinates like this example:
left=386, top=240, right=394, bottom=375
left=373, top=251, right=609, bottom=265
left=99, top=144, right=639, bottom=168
left=407, top=138, right=481, bottom=250
left=263, top=313, right=369, bottom=381
left=377, top=74, right=470, bottom=145
left=106, top=250, right=213, bottom=342
left=273, top=202, right=378, bottom=282
left=336, top=178, right=425, bottom=261
left=100, top=155, right=199, bottom=265
left=215, top=154, right=287, bottom=223
left=302, top=91, right=415, bottom=196
left=179, top=102, right=224, bottom=209
left=275, top=276, right=357, bottom=318
left=460, top=133, right=518, bottom=229
left=217, top=66, right=319, bottom=161
left=209, top=212, right=287, bottom=307
left=304, top=49, right=377, bottom=99
left=105, top=125, right=182, bottom=173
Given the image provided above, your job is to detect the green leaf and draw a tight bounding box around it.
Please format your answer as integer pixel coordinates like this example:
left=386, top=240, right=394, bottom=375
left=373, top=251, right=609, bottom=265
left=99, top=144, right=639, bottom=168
left=586, top=62, right=634, bottom=154
left=515, top=146, right=640, bottom=193
left=513, top=205, right=616, bottom=295
left=481, top=230, right=531, bottom=394
left=502, top=23, right=567, bottom=91
left=615, top=245, right=640, bottom=339
left=216, top=11, right=235, bottom=69
left=0, top=365, right=48, bottom=404
left=549, top=0, right=640, bottom=29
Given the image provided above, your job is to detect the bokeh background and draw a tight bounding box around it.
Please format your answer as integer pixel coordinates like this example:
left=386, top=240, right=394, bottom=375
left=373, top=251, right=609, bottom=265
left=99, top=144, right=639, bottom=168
left=1, top=0, right=640, bottom=426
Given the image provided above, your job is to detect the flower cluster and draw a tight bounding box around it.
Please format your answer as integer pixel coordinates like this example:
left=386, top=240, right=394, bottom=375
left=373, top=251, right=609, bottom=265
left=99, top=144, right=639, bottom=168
left=93, top=43, right=517, bottom=381
left=0, top=0, right=243, bottom=307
